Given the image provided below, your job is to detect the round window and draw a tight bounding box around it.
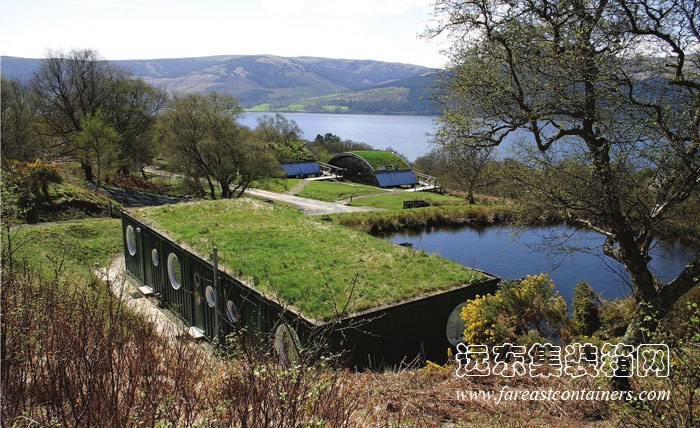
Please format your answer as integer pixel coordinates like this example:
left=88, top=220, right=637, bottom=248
left=167, top=253, right=181, bottom=290
left=126, top=225, right=137, bottom=256
left=226, top=300, right=238, bottom=323
left=274, top=324, right=300, bottom=366
left=205, top=286, right=216, bottom=308
left=151, top=248, right=159, bottom=266
left=446, top=303, right=468, bottom=346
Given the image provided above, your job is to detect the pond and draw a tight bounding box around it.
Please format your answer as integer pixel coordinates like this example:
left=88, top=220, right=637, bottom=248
left=385, top=223, right=694, bottom=305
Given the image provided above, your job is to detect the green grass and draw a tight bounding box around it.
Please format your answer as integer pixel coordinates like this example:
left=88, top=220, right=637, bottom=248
left=297, top=181, right=387, bottom=201
left=251, top=178, right=303, bottom=192
left=245, top=103, right=271, bottom=111
left=279, top=104, right=309, bottom=112
left=348, top=151, right=410, bottom=170
left=135, top=199, right=483, bottom=320
left=349, top=192, right=467, bottom=210
left=8, top=218, right=123, bottom=279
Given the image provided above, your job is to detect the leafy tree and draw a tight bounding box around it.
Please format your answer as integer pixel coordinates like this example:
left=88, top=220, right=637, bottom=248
left=104, top=78, right=165, bottom=176
left=429, top=0, right=700, bottom=351
left=1, top=77, right=43, bottom=161
left=156, top=93, right=280, bottom=199
left=254, top=113, right=302, bottom=143
left=75, top=111, right=119, bottom=187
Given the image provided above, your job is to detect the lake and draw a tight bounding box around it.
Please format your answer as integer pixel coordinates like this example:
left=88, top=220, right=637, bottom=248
left=240, top=112, right=438, bottom=161
left=385, top=224, right=694, bottom=305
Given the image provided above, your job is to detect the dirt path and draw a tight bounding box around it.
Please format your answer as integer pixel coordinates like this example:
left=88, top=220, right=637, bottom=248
left=286, top=179, right=309, bottom=195
left=246, top=188, right=381, bottom=215
left=95, top=255, right=196, bottom=341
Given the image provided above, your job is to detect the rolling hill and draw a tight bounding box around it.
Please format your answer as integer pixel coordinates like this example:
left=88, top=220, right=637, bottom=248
left=1, top=54, right=439, bottom=115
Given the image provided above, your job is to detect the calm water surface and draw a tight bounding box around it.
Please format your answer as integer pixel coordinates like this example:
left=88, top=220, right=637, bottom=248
left=240, top=112, right=438, bottom=161
left=385, top=224, right=694, bottom=305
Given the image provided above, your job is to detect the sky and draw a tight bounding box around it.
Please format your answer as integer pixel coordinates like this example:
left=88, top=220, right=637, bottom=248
left=0, top=0, right=449, bottom=68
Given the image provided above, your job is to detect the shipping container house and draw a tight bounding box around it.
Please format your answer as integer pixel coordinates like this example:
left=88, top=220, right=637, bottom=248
left=121, top=201, right=498, bottom=367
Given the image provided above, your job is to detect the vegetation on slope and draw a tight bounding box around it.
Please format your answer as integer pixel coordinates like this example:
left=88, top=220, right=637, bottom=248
left=348, top=151, right=410, bottom=170
left=7, top=218, right=122, bottom=279
left=134, top=198, right=483, bottom=320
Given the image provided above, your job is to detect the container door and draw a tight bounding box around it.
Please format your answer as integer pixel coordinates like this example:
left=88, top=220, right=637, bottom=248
left=193, top=273, right=206, bottom=332
left=141, top=231, right=154, bottom=289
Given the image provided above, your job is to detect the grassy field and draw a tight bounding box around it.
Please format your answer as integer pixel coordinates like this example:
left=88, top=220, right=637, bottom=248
left=349, top=192, right=467, bottom=210
left=296, top=181, right=387, bottom=201
left=251, top=178, right=303, bottom=192
left=8, top=218, right=123, bottom=279
left=134, top=198, right=483, bottom=320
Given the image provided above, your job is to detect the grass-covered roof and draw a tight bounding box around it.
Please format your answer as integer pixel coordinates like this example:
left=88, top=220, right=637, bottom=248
left=275, top=141, right=316, bottom=163
left=133, top=198, right=483, bottom=321
left=348, top=151, right=411, bottom=170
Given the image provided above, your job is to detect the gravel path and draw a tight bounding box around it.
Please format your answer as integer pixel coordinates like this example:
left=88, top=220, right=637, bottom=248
left=95, top=255, right=204, bottom=342
left=245, top=188, right=381, bottom=215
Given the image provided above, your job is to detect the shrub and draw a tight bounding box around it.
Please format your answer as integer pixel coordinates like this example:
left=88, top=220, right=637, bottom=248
left=570, top=281, right=601, bottom=337
left=598, top=295, right=636, bottom=340
left=460, top=273, right=568, bottom=346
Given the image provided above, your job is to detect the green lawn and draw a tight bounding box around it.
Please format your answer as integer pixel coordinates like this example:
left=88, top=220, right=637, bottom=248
left=297, top=181, right=387, bottom=201
left=134, top=199, right=483, bottom=320
left=349, top=192, right=467, bottom=210
left=8, top=218, right=123, bottom=279
left=244, top=103, right=271, bottom=112
left=251, top=178, right=303, bottom=192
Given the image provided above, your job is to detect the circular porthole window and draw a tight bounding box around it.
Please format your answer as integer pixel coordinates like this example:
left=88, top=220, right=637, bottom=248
left=274, top=324, right=300, bottom=366
left=126, top=225, right=137, bottom=256
left=225, top=300, right=238, bottom=323
left=205, top=286, right=216, bottom=308
left=167, top=253, right=181, bottom=290
left=446, top=303, right=468, bottom=346
left=151, top=248, right=159, bottom=266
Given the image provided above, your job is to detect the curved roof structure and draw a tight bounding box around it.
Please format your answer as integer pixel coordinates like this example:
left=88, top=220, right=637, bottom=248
left=328, top=151, right=418, bottom=187
left=346, top=151, right=411, bottom=170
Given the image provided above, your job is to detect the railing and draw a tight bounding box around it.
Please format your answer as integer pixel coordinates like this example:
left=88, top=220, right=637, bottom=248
left=413, top=172, right=443, bottom=192
left=317, top=162, right=345, bottom=178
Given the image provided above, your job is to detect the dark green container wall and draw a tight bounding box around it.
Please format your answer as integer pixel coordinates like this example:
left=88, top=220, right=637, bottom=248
left=333, top=276, right=499, bottom=369
left=141, top=229, right=166, bottom=296
left=120, top=213, right=313, bottom=346
left=122, top=217, right=143, bottom=282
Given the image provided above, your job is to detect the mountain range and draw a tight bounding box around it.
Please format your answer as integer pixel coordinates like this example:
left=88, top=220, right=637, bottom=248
left=1, top=54, right=439, bottom=115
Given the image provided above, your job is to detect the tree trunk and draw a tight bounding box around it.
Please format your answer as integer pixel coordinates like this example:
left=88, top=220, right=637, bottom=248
left=205, top=177, right=216, bottom=200
left=82, top=162, right=94, bottom=183
left=467, top=188, right=476, bottom=205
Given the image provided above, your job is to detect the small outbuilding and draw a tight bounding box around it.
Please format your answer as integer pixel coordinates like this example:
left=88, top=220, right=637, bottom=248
left=328, top=151, right=418, bottom=188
